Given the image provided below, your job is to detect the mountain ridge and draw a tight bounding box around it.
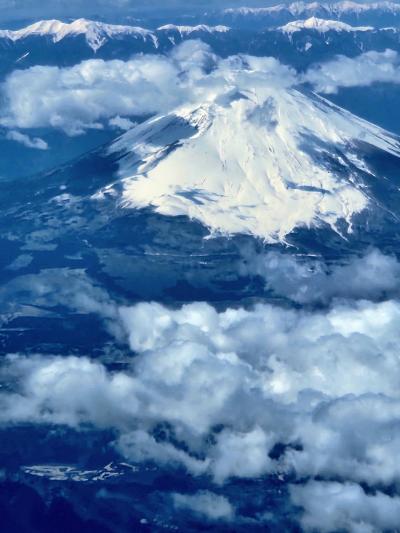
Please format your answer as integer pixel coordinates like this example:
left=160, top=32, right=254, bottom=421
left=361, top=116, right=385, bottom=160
left=279, top=16, right=373, bottom=33
left=95, top=86, right=400, bottom=242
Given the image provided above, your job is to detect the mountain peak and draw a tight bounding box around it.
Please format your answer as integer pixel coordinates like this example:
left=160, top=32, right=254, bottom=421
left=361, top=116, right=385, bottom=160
left=100, top=86, right=400, bottom=242
left=0, top=18, right=155, bottom=51
left=279, top=17, right=373, bottom=33
left=223, top=1, right=400, bottom=16
left=157, top=24, right=231, bottom=34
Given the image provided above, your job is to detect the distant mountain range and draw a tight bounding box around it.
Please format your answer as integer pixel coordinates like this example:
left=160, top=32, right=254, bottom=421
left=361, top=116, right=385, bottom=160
left=205, top=1, right=400, bottom=28
left=1, top=15, right=400, bottom=78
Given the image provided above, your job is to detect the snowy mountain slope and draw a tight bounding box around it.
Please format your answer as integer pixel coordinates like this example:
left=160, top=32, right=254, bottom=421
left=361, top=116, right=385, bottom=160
left=222, top=1, right=400, bottom=18
left=207, top=1, right=400, bottom=28
left=2, top=17, right=400, bottom=79
left=157, top=24, right=231, bottom=35
left=0, top=18, right=400, bottom=78
left=1, top=1, right=400, bottom=59
left=0, top=19, right=236, bottom=77
left=0, top=19, right=231, bottom=53
left=279, top=17, right=373, bottom=33
left=0, top=18, right=157, bottom=52
left=100, top=86, right=400, bottom=242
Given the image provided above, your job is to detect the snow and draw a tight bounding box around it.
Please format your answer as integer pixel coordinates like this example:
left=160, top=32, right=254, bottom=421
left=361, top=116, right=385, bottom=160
left=330, top=1, right=400, bottom=14
left=0, top=18, right=156, bottom=52
left=15, top=51, right=30, bottom=62
left=223, top=1, right=400, bottom=16
left=279, top=17, right=373, bottom=33
left=158, top=24, right=231, bottom=34
left=223, top=5, right=286, bottom=15
left=0, top=19, right=231, bottom=51
left=22, top=462, right=139, bottom=482
left=105, top=84, right=400, bottom=243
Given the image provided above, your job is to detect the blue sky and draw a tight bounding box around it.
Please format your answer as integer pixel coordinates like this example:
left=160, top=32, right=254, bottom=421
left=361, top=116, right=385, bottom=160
left=1, top=0, right=395, bottom=24
left=0, top=0, right=282, bottom=23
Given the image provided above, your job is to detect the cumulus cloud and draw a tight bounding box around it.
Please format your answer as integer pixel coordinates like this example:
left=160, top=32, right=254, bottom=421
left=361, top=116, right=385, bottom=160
left=108, top=115, right=137, bottom=131
left=3, top=238, right=400, bottom=533
left=0, top=41, right=296, bottom=135
left=172, top=491, right=235, bottom=521
left=3, top=255, right=400, bottom=529
left=0, top=268, right=123, bottom=338
left=0, top=39, right=396, bottom=139
left=2, top=285, right=400, bottom=481
left=0, top=54, right=186, bottom=135
left=290, top=481, right=400, bottom=533
left=304, top=49, right=400, bottom=94
left=117, top=430, right=209, bottom=475
left=287, top=394, right=400, bottom=486
left=0, top=41, right=212, bottom=135
left=5, top=39, right=397, bottom=139
left=241, top=248, right=400, bottom=304
left=0, top=33, right=397, bottom=138
left=5, top=129, right=48, bottom=150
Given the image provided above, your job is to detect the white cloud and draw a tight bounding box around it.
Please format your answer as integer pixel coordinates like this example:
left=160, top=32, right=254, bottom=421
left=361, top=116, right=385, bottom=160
left=0, top=41, right=214, bottom=135
left=172, top=491, right=235, bottom=521
left=286, top=394, right=400, bottom=486
left=290, top=481, right=400, bottom=533
left=108, top=115, right=137, bottom=131
left=1, top=38, right=398, bottom=141
left=211, top=427, right=274, bottom=483
left=117, top=430, right=209, bottom=475
left=0, top=250, right=400, bottom=508
left=3, top=256, right=400, bottom=527
left=3, top=237, right=400, bottom=533
left=0, top=41, right=297, bottom=136
left=1, top=41, right=397, bottom=140
left=0, top=57, right=174, bottom=135
left=241, top=248, right=400, bottom=304
left=3, top=272, right=400, bottom=490
left=0, top=268, right=123, bottom=338
left=5, top=129, right=48, bottom=150
left=304, top=49, right=400, bottom=94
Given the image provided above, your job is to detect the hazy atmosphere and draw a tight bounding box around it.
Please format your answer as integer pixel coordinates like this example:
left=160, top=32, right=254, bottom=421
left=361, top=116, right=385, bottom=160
left=1, top=1, right=400, bottom=532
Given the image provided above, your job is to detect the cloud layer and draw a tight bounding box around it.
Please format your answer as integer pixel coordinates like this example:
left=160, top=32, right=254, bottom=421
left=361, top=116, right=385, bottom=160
left=0, top=45, right=199, bottom=135
left=303, top=49, right=400, bottom=93
left=291, top=481, right=400, bottom=533
left=5, top=129, right=48, bottom=149
left=0, top=41, right=290, bottom=137
left=2, top=250, right=400, bottom=529
left=172, top=491, right=234, bottom=521
left=2, top=43, right=399, bottom=139
left=241, top=248, right=400, bottom=304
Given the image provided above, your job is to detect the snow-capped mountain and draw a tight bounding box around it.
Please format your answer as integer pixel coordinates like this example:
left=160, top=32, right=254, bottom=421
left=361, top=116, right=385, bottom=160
left=2, top=74, right=399, bottom=289
left=0, top=18, right=157, bottom=52
left=98, top=86, right=400, bottom=242
left=0, top=19, right=238, bottom=78
left=2, top=16, right=400, bottom=80
left=222, top=1, right=400, bottom=18
left=3, top=5, right=400, bottom=533
left=0, top=18, right=231, bottom=53
left=3, top=79, right=400, bottom=317
left=279, top=16, right=373, bottom=33
left=212, top=1, right=400, bottom=28
left=1, top=1, right=400, bottom=72
left=157, top=24, right=230, bottom=35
